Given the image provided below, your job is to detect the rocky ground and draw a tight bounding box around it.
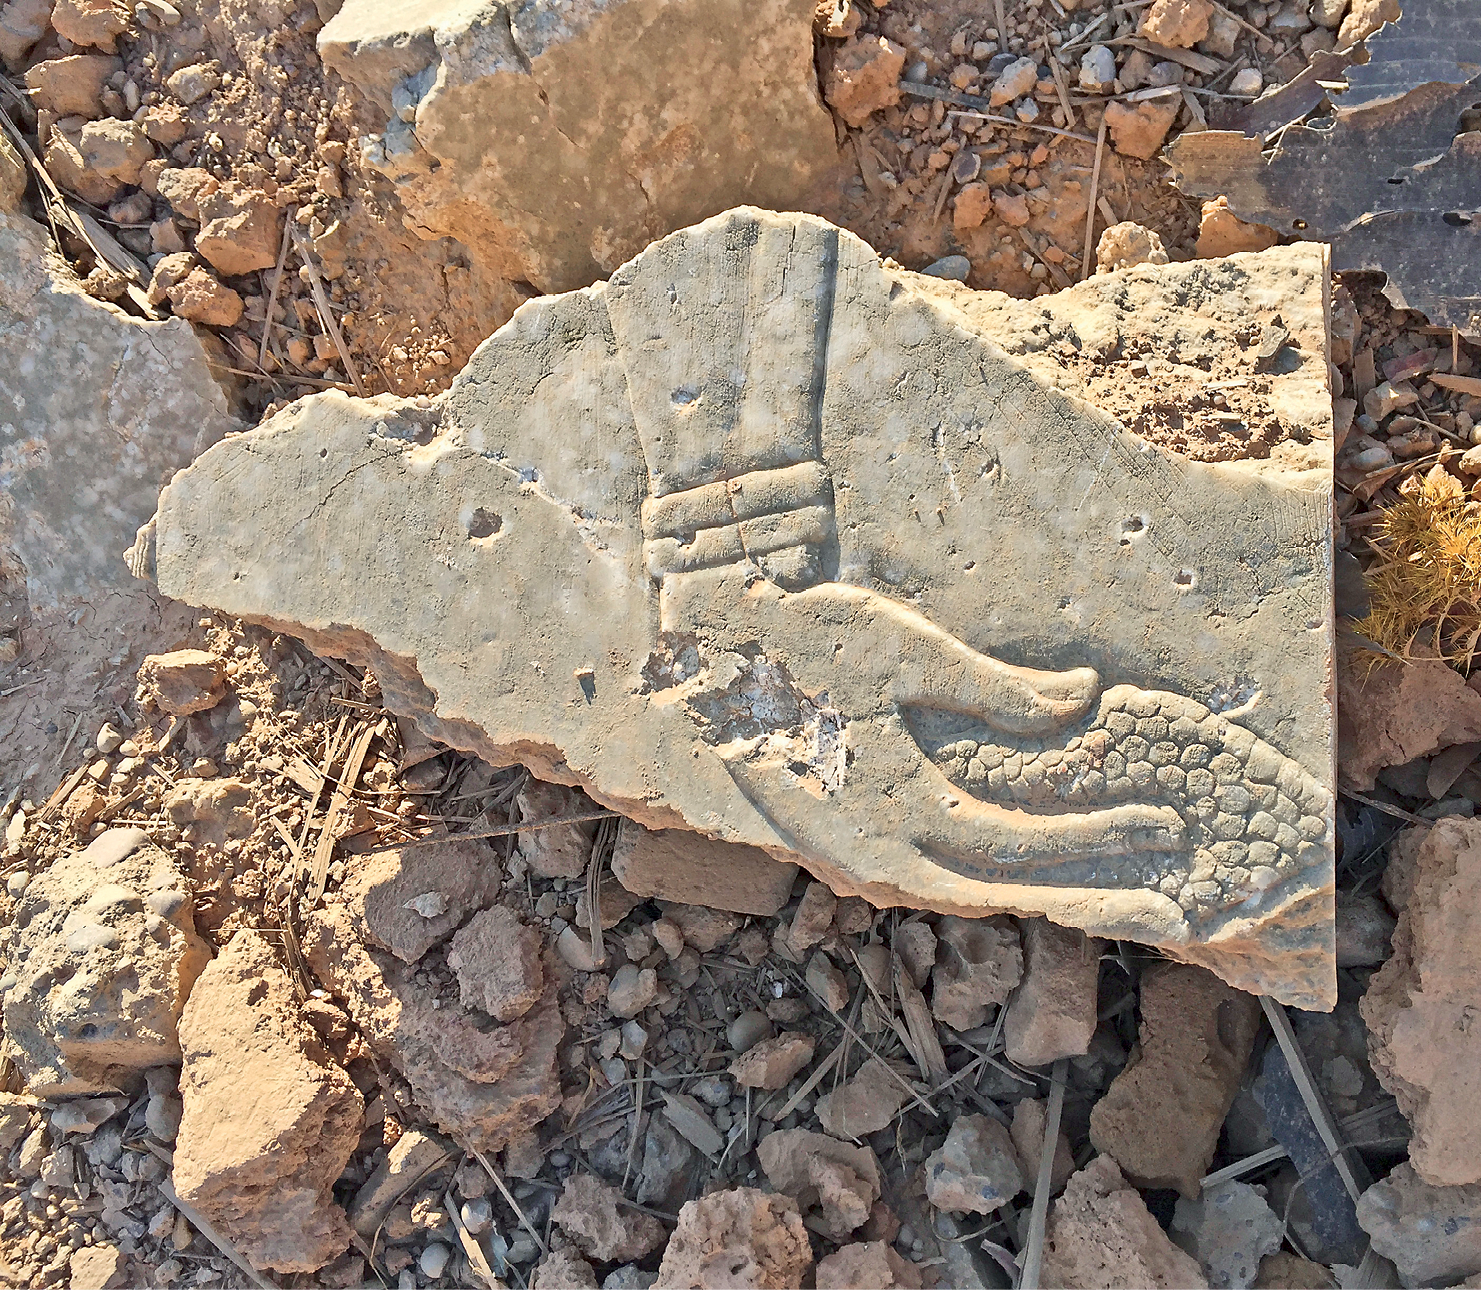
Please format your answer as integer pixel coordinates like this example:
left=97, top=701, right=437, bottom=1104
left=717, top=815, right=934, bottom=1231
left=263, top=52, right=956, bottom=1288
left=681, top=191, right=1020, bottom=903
left=3, top=0, right=1481, bottom=1287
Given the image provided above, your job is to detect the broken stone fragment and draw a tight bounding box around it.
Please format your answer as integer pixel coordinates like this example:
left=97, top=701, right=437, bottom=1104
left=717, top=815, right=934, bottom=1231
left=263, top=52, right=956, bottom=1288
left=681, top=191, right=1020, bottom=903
left=815, top=1057, right=907, bottom=1137
left=661, top=904, right=742, bottom=953
left=23, top=54, right=118, bottom=117
left=787, top=880, right=837, bottom=954
left=68, top=1245, right=127, bottom=1290
left=141, top=208, right=1337, bottom=1008
left=1042, top=1155, right=1209, bottom=1288
left=952, top=183, right=994, bottom=233
left=611, top=820, right=797, bottom=915
left=1010, top=1097, right=1074, bottom=1194
left=1139, top=0, right=1214, bottom=47
left=1090, top=962, right=1260, bottom=1196
left=806, top=951, right=849, bottom=1012
left=1361, top=815, right=1481, bottom=1186
left=825, top=35, right=906, bottom=127
left=532, top=1247, right=598, bottom=1289
left=1338, top=655, right=1481, bottom=791
left=1096, top=221, right=1170, bottom=273
left=135, top=649, right=226, bottom=715
left=1192, top=200, right=1279, bottom=260
left=655, top=1187, right=812, bottom=1290
left=892, top=922, right=938, bottom=988
left=1357, top=1162, right=1481, bottom=1285
left=0, top=828, right=210, bottom=1096
left=757, top=1128, right=882, bottom=1239
left=924, top=1114, right=1026, bottom=1214
left=174, top=930, right=362, bottom=1273
left=1171, top=1180, right=1283, bottom=1290
left=0, top=0, right=51, bottom=66
left=320, top=0, right=836, bottom=296
left=815, top=1240, right=922, bottom=1289
left=1334, top=890, right=1394, bottom=968
left=607, top=964, right=658, bottom=1018
left=516, top=779, right=597, bottom=879
left=730, top=1032, right=815, bottom=1090
left=929, top=913, right=1022, bottom=1032
left=165, top=267, right=243, bottom=328
left=988, top=55, right=1039, bottom=107
left=1002, top=920, right=1101, bottom=1067
left=192, top=182, right=283, bottom=278
left=1104, top=96, right=1181, bottom=160
left=301, top=904, right=562, bottom=1152
left=51, top=0, right=127, bottom=50
left=552, top=1173, right=665, bottom=1263
left=0, top=131, right=22, bottom=213
left=338, top=837, right=500, bottom=964
left=448, top=906, right=544, bottom=1020
left=348, top=1128, right=453, bottom=1238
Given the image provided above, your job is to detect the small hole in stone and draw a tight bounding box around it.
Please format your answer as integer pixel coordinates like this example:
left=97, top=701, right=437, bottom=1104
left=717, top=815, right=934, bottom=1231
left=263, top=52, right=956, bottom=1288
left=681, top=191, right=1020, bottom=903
left=1175, top=569, right=1196, bottom=588
left=467, top=508, right=502, bottom=539
left=319, top=448, right=328, bottom=458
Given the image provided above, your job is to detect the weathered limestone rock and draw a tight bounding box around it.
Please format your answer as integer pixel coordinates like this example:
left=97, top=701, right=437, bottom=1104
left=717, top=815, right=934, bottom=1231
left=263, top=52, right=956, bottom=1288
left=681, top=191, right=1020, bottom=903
left=816, top=1241, right=922, bottom=1289
left=930, top=914, right=1023, bottom=1031
left=1338, top=653, right=1481, bottom=791
left=320, top=0, right=837, bottom=297
left=448, top=906, right=544, bottom=1021
left=655, top=1187, right=812, bottom=1290
left=0, top=828, right=211, bottom=1095
left=141, top=209, right=1337, bottom=1007
left=816, top=1058, right=907, bottom=1138
left=533, top=1248, right=598, bottom=1289
left=339, top=837, right=501, bottom=964
left=68, top=1244, right=128, bottom=1289
left=924, top=1114, right=1027, bottom=1214
left=1042, top=1155, right=1210, bottom=1289
left=612, top=819, right=798, bottom=915
left=348, top=1128, right=454, bottom=1238
left=1090, top=962, right=1261, bottom=1196
left=174, top=930, right=362, bottom=1274
left=1356, top=1163, right=1481, bottom=1286
left=730, top=1032, right=815, bottom=1090
left=301, top=903, right=561, bottom=1152
left=1003, top=920, right=1102, bottom=1067
left=515, top=779, right=597, bottom=879
left=134, top=648, right=226, bottom=715
left=1171, top=1181, right=1284, bottom=1290
left=552, top=1173, right=665, bottom=1263
left=0, top=208, right=236, bottom=788
left=1360, top=816, right=1481, bottom=1185
left=757, top=1128, right=881, bottom=1239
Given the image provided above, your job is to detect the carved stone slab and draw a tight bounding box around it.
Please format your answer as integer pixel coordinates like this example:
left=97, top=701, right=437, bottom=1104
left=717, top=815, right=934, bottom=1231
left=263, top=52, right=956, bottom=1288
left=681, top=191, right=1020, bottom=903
left=137, top=210, right=1336, bottom=1007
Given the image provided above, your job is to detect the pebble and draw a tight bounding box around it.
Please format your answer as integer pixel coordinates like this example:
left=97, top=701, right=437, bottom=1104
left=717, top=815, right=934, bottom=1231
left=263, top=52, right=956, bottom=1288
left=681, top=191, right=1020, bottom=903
left=1230, top=67, right=1264, bottom=97
left=418, top=1243, right=450, bottom=1279
left=607, top=965, right=658, bottom=1018
left=691, top=1076, right=732, bottom=1108
left=618, top=1020, right=648, bottom=1060
left=556, top=924, right=598, bottom=971
left=95, top=723, right=123, bottom=756
left=460, top=1196, right=492, bottom=1235
left=1078, top=44, right=1116, bottom=93
left=726, top=1010, right=774, bottom=1053
left=988, top=55, right=1038, bottom=106
left=921, top=255, right=971, bottom=282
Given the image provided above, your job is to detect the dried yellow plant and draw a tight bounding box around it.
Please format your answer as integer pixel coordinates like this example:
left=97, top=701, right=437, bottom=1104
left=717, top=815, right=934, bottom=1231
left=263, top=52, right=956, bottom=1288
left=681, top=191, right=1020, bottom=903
left=1353, top=463, right=1481, bottom=674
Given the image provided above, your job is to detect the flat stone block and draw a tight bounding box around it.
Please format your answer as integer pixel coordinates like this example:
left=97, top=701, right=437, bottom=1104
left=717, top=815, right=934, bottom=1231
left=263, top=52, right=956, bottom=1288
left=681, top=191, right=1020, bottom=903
left=612, top=819, right=798, bottom=916
left=140, top=209, right=1336, bottom=1007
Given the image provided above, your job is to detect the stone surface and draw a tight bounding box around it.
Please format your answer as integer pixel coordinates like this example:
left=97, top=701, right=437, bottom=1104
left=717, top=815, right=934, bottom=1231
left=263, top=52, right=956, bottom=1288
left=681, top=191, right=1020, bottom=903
left=1171, top=1181, right=1283, bottom=1290
left=1042, top=1155, right=1210, bottom=1289
left=1338, top=654, right=1481, bottom=791
left=1090, top=962, right=1261, bottom=1196
left=448, top=906, right=544, bottom=1021
left=1357, top=1163, right=1481, bottom=1286
left=174, top=930, right=362, bottom=1274
left=24, top=54, right=118, bottom=117
left=612, top=819, right=798, bottom=915
left=0, top=828, right=210, bottom=1096
left=553, top=1173, right=666, bottom=1263
left=1252, top=1252, right=1336, bottom=1289
left=0, top=208, right=236, bottom=789
left=337, top=837, right=500, bottom=964
left=319, top=0, right=836, bottom=297
left=301, top=903, right=562, bottom=1152
left=654, top=1187, right=812, bottom=1290
left=143, top=209, right=1338, bottom=1007
left=1334, top=890, right=1394, bottom=968
left=1361, top=816, right=1481, bottom=1186
left=815, top=1241, right=922, bottom=1289
left=815, top=1057, right=907, bottom=1138
left=924, top=1113, right=1026, bottom=1214
left=756, top=1128, right=881, bottom=1239
left=68, top=1244, right=127, bottom=1289
left=1003, top=920, right=1102, bottom=1067
left=534, top=1248, right=599, bottom=1289
left=930, top=913, right=1022, bottom=1031
left=730, top=1032, right=815, bottom=1090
